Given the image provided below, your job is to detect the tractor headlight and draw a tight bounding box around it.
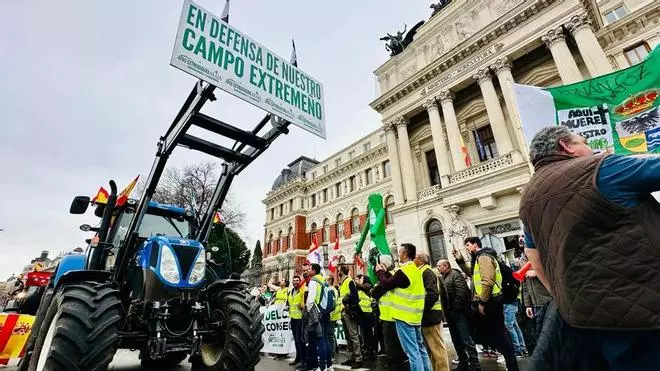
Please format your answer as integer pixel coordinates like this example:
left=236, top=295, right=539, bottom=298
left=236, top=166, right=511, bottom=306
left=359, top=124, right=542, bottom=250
left=188, top=250, right=206, bottom=285
left=159, top=246, right=180, bottom=284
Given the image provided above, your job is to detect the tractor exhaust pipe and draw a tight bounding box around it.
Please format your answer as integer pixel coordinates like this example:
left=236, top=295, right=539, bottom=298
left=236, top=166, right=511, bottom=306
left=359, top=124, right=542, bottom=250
left=89, top=180, right=118, bottom=270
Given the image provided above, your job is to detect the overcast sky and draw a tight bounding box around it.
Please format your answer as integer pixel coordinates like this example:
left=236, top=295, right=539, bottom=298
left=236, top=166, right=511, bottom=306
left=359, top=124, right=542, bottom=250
left=0, top=1, right=432, bottom=279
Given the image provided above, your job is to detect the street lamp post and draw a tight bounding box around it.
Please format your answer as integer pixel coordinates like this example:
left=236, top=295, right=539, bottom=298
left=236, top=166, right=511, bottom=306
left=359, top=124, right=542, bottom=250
left=286, top=259, right=290, bottom=282
left=322, top=243, right=329, bottom=271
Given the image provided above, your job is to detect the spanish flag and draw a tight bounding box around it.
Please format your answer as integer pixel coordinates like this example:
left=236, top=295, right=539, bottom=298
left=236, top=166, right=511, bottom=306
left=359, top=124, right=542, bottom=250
left=92, top=187, right=109, bottom=205
left=213, top=211, right=225, bottom=224
left=116, top=175, right=139, bottom=207
left=460, top=135, right=472, bottom=168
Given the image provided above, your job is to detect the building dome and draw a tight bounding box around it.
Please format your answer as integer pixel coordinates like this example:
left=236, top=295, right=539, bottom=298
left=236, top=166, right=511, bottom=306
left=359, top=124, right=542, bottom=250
left=272, top=168, right=293, bottom=190
left=270, top=156, right=319, bottom=191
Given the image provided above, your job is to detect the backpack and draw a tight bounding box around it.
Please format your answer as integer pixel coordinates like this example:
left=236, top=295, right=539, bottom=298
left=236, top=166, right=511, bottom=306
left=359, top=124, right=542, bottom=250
left=318, top=282, right=336, bottom=315
left=496, top=258, right=520, bottom=304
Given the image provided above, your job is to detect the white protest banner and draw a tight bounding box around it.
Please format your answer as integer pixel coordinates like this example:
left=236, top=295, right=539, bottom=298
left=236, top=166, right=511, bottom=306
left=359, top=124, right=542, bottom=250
left=259, top=303, right=348, bottom=354
left=260, top=303, right=295, bottom=354
left=171, top=0, right=326, bottom=139
left=335, top=320, right=347, bottom=346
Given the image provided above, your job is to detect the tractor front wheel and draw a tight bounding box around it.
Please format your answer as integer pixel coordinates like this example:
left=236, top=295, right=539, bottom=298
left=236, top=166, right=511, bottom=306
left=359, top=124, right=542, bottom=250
left=191, top=289, right=264, bottom=371
left=27, top=281, right=121, bottom=371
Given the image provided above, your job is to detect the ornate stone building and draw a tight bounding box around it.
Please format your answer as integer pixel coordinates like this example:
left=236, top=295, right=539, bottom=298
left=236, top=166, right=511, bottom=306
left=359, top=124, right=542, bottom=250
left=370, top=0, right=659, bottom=265
left=258, top=0, right=659, bottom=281
left=261, top=130, right=395, bottom=283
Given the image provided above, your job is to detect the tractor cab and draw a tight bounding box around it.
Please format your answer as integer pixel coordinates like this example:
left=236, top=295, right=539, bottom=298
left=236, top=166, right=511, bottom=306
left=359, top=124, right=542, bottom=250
left=77, top=197, right=206, bottom=296
left=107, top=199, right=196, bottom=252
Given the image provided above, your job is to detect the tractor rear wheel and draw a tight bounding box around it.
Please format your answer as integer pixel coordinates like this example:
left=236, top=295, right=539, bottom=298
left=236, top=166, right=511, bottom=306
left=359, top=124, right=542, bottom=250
left=28, top=281, right=121, bottom=371
left=140, top=351, right=188, bottom=369
left=191, top=289, right=264, bottom=371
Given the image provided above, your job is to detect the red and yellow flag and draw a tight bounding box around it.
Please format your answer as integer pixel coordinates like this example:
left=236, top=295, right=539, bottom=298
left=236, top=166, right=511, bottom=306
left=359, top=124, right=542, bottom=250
left=92, top=187, right=109, bottom=204
left=213, top=211, right=225, bottom=224
left=460, top=135, right=472, bottom=168
left=116, top=175, right=140, bottom=207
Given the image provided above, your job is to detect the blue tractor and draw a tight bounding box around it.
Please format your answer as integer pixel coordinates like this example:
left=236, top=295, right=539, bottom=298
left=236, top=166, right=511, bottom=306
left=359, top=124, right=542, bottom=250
left=18, top=81, right=291, bottom=371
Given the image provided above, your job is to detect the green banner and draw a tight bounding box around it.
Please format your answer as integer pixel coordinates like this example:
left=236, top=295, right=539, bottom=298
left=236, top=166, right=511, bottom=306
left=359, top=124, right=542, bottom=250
left=549, top=46, right=660, bottom=154
left=515, top=45, right=660, bottom=155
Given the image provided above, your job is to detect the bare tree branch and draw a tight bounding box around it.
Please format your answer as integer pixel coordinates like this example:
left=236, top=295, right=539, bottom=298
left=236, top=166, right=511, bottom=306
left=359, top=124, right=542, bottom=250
left=136, top=161, right=246, bottom=230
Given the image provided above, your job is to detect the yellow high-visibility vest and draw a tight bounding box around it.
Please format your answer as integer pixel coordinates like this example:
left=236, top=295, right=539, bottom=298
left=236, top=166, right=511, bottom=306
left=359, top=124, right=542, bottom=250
left=473, top=255, right=502, bottom=298
left=339, top=276, right=354, bottom=313
left=274, top=287, right=288, bottom=304
left=358, top=290, right=373, bottom=313
left=420, top=264, right=442, bottom=311
left=311, top=274, right=325, bottom=304
left=390, top=262, right=425, bottom=326
left=378, top=268, right=398, bottom=322
left=379, top=290, right=394, bottom=321
left=288, top=287, right=304, bottom=320
left=330, top=286, right=341, bottom=321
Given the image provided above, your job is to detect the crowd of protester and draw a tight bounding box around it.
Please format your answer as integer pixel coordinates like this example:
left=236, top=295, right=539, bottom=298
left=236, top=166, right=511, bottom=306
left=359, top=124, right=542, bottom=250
left=250, top=126, right=660, bottom=371
left=253, top=236, right=557, bottom=371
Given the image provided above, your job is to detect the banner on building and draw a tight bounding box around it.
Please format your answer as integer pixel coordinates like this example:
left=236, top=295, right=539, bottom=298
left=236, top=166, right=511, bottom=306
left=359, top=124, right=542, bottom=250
left=0, top=314, right=35, bottom=365
left=259, top=303, right=347, bottom=354
left=513, top=45, right=660, bottom=154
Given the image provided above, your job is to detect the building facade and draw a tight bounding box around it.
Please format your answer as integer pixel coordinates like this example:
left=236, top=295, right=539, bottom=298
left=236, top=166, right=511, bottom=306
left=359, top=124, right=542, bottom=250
left=260, top=0, right=659, bottom=282
left=369, top=0, right=659, bottom=265
left=261, top=131, right=395, bottom=284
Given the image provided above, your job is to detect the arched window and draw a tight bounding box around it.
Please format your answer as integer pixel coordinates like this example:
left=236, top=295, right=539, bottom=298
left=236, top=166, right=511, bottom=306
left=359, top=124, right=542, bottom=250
left=336, top=213, right=344, bottom=240
left=351, top=208, right=360, bottom=235
left=267, top=233, right=273, bottom=256
left=322, top=218, right=330, bottom=243
left=385, top=196, right=395, bottom=225
left=426, top=219, right=447, bottom=265
left=287, top=226, right=293, bottom=251
left=276, top=230, right=282, bottom=253
left=310, top=222, right=317, bottom=245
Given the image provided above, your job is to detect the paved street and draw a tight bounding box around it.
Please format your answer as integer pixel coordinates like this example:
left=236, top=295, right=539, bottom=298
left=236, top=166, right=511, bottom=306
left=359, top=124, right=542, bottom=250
left=3, top=328, right=509, bottom=370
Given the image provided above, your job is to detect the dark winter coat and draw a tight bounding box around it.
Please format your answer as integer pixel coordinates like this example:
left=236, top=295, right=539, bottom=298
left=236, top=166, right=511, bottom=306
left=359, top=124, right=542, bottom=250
left=522, top=275, right=552, bottom=309
left=520, top=301, right=609, bottom=371
left=441, top=268, right=470, bottom=313
left=421, top=267, right=444, bottom=327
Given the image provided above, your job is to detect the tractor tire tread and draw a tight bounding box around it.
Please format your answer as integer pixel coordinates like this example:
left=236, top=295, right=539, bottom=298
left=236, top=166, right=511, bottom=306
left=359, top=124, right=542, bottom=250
left=192, top=289, right=264, bottom=371
left=37, top=281, right=121, bottom=371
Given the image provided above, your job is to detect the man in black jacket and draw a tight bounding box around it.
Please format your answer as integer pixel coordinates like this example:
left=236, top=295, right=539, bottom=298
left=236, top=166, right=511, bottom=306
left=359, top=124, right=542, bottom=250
left=416, top=253, right=450, bottom=371
left=438, top=260, right=481, bottom=371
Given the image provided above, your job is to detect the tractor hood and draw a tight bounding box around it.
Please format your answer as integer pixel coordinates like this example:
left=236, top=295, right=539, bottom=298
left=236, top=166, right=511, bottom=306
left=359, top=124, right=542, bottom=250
left=139, top=235, right=206, bottom=288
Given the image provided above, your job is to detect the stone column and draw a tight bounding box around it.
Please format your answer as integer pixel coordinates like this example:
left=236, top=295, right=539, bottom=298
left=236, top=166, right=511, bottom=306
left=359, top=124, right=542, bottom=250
left=384, top=122, right=405, bottom=204
left=566, top=14, right=613, bottom=78
left=491, top=57, right=527, bottom=157
left=394, top=117, right=418, bottom=202
left=423, top=98, right=451, bottom=187
left=542, top=27, right=582, bottom=84
left=439, top=91, right=465, bottom=171
left=473, top=68, right=514, bottom=155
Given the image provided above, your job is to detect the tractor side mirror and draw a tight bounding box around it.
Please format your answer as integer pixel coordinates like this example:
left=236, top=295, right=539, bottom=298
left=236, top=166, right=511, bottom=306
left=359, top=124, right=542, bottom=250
left=70, top=196, right=91, bottom=214
left=79, top=224, right=99, bottom=233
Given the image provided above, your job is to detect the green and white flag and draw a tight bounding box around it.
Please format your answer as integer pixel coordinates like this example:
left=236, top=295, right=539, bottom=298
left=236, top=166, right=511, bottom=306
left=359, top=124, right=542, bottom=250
left=514, top=45, right=660, bottom=154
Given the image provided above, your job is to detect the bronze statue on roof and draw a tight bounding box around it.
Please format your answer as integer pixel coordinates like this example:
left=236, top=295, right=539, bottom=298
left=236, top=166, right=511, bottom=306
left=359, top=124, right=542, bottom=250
left=430, top=0, right=452, bottom=18
left=380, top=20, right=425, bottom=57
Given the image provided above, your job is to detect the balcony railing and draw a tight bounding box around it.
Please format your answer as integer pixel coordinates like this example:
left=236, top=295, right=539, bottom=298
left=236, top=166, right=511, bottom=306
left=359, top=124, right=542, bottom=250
left=448, top=152, right=516, bottom=185
left=418, top=184, right=442, bottom=201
